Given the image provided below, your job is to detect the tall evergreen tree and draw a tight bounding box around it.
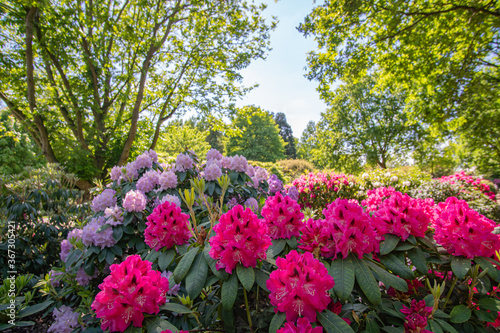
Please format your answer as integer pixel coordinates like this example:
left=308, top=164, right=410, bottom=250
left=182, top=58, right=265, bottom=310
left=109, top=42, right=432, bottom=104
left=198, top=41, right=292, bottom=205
left=274, top=112, right=297, bottom=159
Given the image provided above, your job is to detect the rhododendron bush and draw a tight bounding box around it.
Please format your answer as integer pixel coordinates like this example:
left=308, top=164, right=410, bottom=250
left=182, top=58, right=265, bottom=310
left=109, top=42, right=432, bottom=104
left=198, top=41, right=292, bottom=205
left=31, top=151, right=500, bottom=333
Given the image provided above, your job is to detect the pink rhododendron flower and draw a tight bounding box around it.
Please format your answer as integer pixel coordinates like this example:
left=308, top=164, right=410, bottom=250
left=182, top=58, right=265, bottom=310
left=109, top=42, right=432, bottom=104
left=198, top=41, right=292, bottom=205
left=261, top=192, right=304, bottom=239
left=48, top=306, right=79, bottom=333
left=159, top=194, right=181, bottom=207
left=175, top=153, right=194, bottom=171
left=136, top=170, right=159, bottom=193
left=361, top=186, right=396, bottom=212
left=267, top=250, right=334, bottom=322
left=92, top=189, right=117, bottom=212
left=438, top=171, right=496, bottom=200
left=373, top=192, right=430, bottom=240
left=209, top=205, right=271, bottom=273
left=159, top=170, right=178, bottom=190
left=277, top=317, right=323, bottom=333
left=91, top=255, right=169, bottom=332
left=206, top=148, right=223, bottom=161
left=320, top=199, right=382, bottom=259
left=432, top=197, right=500, bottom=258
left=298, top=218, right=328, bottom=258
left=244, top=197, right=259, bottom=213
left=204, top=160, right=222, bottom=181
left=122, top=190, right=147, bottom=212
left=400, top=299, right=433, bottom=333
left=145, top=201, right=191, bottom=251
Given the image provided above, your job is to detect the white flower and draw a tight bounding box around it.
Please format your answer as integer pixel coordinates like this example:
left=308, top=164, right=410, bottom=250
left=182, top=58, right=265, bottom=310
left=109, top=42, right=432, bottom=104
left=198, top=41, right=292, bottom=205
left=385, top=172, right=391, bottom=178
left=403, top=181, right=411, bottom=187
left=361, top=173, right=369, bottom=179
left=390, top=176, right=399, bottom=182
left=373, top=182, right=382, bottom=188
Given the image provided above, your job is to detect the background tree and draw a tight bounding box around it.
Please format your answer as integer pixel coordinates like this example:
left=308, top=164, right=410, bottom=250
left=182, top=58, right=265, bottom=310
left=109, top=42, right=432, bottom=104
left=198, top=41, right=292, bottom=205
left=0, top=0, right=274, bottom=188
left=274, top=112, right=297, bottom=159
left=226, top=106, right=285, bottom=162
left=314, top=75, right=424, bottom=172
left=297, top=120, right=320, bottom=165
left=156, top=120, right=211, bottom=161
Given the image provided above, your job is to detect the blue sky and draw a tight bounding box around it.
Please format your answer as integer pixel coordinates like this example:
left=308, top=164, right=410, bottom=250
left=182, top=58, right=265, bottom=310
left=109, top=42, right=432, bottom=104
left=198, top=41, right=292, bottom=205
left=235, top=0, right=328, bottom=139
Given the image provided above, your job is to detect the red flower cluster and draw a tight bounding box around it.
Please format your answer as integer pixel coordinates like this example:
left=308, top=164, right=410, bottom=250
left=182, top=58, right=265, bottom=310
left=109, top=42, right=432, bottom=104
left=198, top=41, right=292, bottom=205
left=277, top=317, right=323, bottom=333
left=373, top=192, right=430, bottom=241
left=299, top=199, right=381, bottom=259
left=261, top=192, right=304, bottom=239
left=432, top=197, right=500, bottom=258
left=209, top=205, right=272, bottom=273
left=400, top=299, right=433, bottom=333
left=145, top=201, right=192, bottom=251
left=438, top=171, right=496, bottom=200
left=91, top=255, right=169, bottom=332
left=267, top=250, right=334, bottom=322
left=361, top=186, right=396, bottom=212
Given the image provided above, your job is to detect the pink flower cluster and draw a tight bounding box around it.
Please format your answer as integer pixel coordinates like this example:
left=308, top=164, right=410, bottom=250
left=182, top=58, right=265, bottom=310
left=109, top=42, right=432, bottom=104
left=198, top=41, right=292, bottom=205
left=361, top=186, right=396, bottom=212
left=60, top=229, right=83, bottom=262
left=144, top=201, right=191, bottom=251
left=250, top=166, right=269, bottom=188
left=209, top=205, right=271, bottom=273
left=400, top=299, right=433, bottom=333
left=48, top=305, right=79, bottom=333
left=122, top=190, right=147, bottom=212
left=104, top=205, right=124, bottom=226
left=92, top=189, right=117, bottom=212
left=203, top=159, right=223, bottom=181
left=277, top=318, right=323, bottom=333
left=438, top=171, right=496, bottom=200
left=373, top=192, right=430, bottom=240
left=300, top=199, right=381, bottom=259
left=136, top=170, right=159, bottom=193
left=261, top=192, right=304, bottom=239
left=158, top=170, right=178, bottom=190
left=82, top=216, right=117, bottom=249
left=221, top=154, right=248, bottom=172
left=91, top=255, right=169, bottom=332
left=267, top=250, right=334, bottom=322
left=206, top=148, right=223, bottom=161
left=432, top=197, right=500, bottom=258
left=175, top=153, right=194, bottom=172
left=110, top=151, right=158, bottom=183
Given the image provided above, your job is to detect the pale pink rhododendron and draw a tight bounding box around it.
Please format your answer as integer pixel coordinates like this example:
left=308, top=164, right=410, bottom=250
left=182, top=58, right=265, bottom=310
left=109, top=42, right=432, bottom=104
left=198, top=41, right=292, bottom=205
left=209, top=205, right=271, bottom=273
left=158, top=170, right=178, bottom=190
left=122, top=190, right=147, bottom=212
left=373, top=192, right=430, bottom=241
left=361, top=186, right=396, bottom=212
left=261, top=192, right=304, bottom=239
left=277, top=317, right=323, bottom=333
left=91, top=189, right=117, bottom=212
left=267, top=250, right=334, bottom=322
left=145, top=201, right=191, bottom=251
left=136, top=169, right=159, bottom=193
left=400, top=299, right=433, bottom=333
left=432, top=197, right=500, bottom=258
left=91, top=255, right=169, bottom=332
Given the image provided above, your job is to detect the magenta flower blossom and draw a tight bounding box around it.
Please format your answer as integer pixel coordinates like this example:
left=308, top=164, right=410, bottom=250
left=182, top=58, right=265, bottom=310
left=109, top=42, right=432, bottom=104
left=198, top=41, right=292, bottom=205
left=400, top=299, right=433, bottom=333
left=136, top=170, right=159, bottom=193
left=432, top=197, right=500, bottom=258
left=91, top=255, right=169, bottom=332
left=144, top=201, right=191, bottom=251
left=48, top=306, right=79, bottom=333
left=158, top=170, right=178, bottom=190
left=122, top=190, right=147, bottom=212
left=373, top=192, right=430, bottom=241
left=361, top=186, right=396, bottom=212
left=175, top=153, right=194, bottom=171
left=277, top=317, right=323, bottom=333
left=92, top=189, right=117, bottom=212
left=261, top=192, right=304, bottom=239
left=267, top=250, right=334, bottom=322
left=298, top=218, right=328, bottom=257
left=209, top=205, right=271, bottom=274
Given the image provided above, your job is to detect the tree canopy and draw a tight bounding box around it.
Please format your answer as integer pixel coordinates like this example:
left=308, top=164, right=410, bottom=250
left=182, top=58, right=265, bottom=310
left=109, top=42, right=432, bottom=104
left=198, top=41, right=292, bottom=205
left=274, top=112, right=297, bottom=159
left=226, top=106, right=285, bottom=162
left=0, top=0, right=275, bottom=188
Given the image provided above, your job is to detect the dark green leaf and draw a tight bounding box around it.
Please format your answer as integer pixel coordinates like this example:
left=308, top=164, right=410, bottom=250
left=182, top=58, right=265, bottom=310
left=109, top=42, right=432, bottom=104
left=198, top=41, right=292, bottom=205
left=429, top=319, right=444, bottom=333
left=379, top=254, right=414, bottom=280
left=144, top=317, right=178, bottom=332
left=17, top=300, right=53, bottom=319
left=186, top=253, right=208, bottom=299
left=269, top=312, right=286, bottom=333
left=160, top=302, right=193, bottom=314
left=434, top=318, right=459, bottom=333
left=449, top=305, right=471, bottom=323
left=381, top=327, right=404, bottom=333
left=380, top=234, right=400, bottom=255
left=477, top=297, right=500, bottom=311
left=159, top=249, right=175, bottom=271
left=330, top=256, right=355, bottom=301
left=236, top=265, right=255, bottom=291
left=407, top=247, right=428, bottom=274
left=106, top=250, right=115, bottom=265
left=268, top=239, right=286, bottom=258
left=451, top=256, right=471, bottom=279
left=173, top=247, right=199, bottom=283
left=353, top=257, right=381, bottom=305
left=366, top=260, right=408, bottom=292
left=113, top=226, right=123, bottom=241
left=317, top=310, right=355, bottom=333
left=221, top=273, right=238, bottom=310
left=255, top=269, right=270, bottom=292
left=474, top=257, right=500, bottom=282
left=474, top=309, right=496, bottom=322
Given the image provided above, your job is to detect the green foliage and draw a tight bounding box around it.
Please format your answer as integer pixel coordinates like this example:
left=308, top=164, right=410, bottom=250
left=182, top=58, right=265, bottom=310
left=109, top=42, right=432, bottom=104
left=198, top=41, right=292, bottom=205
left=413, top=138, right=463, bottom=178
left=297, top=120, right=321, bottom=166
left=156, top=122, right=211, bottom=162
left=0, top=0, right=275, bottom=184
left=357, top=166, right=432, bottom=196
left=274, top=112, right=297, bottom=159
left=277, top=159, right=316, bottom=181
left=227, top=106, right=286, bottom=162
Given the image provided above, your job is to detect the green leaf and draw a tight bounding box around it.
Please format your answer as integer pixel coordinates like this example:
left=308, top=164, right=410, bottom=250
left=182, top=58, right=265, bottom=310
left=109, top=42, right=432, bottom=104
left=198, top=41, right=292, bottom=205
left=379, top=254, right=414, bottom=280
left=145, top=250, right=160, bottom=263
left=353, top=257, right=381, bottom=305
left=330, top=256, right=355, bottom=301
left=65, top=249, right=82, bottom=268
left=269, top=312, right=286, bottom=333
left=434, top=318, right=458, bottom=333
left=474, top=309, right=496, bottom=322
left=236, top=265, right=255, bottom=291
left=106, top=250, right=115, bottom=265
left=449, top=305, right=471, bottom=323
left=317, top=310, right=355, bottom=333
left=160, top=302, right=193, bottom=314
left=381, top=327, right=404, bottom=333
left=158, top=249, right=175, bottom=272
left=113, top=226, right=123, bottom=241
left=186, top=253, right=208, bottom=299
left=474, top=257, right=500, bottom=282
left=255, top=269, right=270, bottom=292
left=221, top=273, right=238, bottom=310
left=268, top=239, right=286, bottom=258
left=366, top=260, right=408, bottom=292
left=0, top=323, right=15, bottom=331
left=394, top=242, right=415, bottom=251
left=380, top=234, right=400, bottom=255
left=286, top=236, right=298, bottom=249
left=451, top=256, right=471, bottom=279
left=429, top=319, right=444, bottom=333
left=123, top=213, right=134, bottom=226
left=144, top=317, right=178, bottom=332
left=17, top=300, right=53, bottom=319
left=407, top=247, right=428, bottom=274
left=173, top=247, right=199, bottom=283
left=123, top=325, right=142, bottom=333
left=477, top=297, right=500, bottom=311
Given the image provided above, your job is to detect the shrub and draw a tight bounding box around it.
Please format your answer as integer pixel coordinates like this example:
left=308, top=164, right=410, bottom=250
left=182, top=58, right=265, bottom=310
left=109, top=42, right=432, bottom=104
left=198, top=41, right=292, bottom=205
left=356, top=166, right=432, bottom=195
left=277, top=159, right=316, bottom=181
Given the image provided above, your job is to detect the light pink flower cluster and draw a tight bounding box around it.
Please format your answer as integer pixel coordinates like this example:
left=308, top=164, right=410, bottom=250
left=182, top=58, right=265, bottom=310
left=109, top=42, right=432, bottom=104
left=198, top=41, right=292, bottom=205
left=361, top=186, right=396, bottom=212
left=277, top=318, right=323, bottom=333
left=267, top=250, right=334, bottom=322
left=209, top=205, right=271, bottom=273
left=134, top=153, right=153, bottom=170
left=159, top=194, right=181, bottom=207
left=136, top=170, right=159, bottom=193
left=104, top=205, right=123, bottom=226
left=123, top=162, right=139, bottom=181
left=144, top=201, right=191, bottom=251
left=110, top=166, right=123, bottom=181
left=91, top=255, right=169, bottom=332
left=206, top=148, right=223, bottom=161
left=432, top=197, right=500, bottom=258
left=261, top=192, right=304, bottom=239
left=122, top=190, right=147, bottom=212
left=204, top=160, right=222, bottom=181
left=222, top=154, right=248, bottom=172
left=400, top=299, right=433, bottom=333
left=438, top=171, right=496, bottom=200
left=48, top=305, right=79, bottom=333
left=60, top=229, right=83, bottom=262
left=92, top=189, right=117, bottom=212
left=300, top=199, right=381, bottom=259
left=158, top=170, right=178, bottom=190
left=244, top=197, right=259, bottom=213
left=82, top=216, right=117, bottom=249
left=175, top=153, right=194, bottom=172
left=251, top=166, right=269, bottom=188
left=373, top=192, right=430, bottom=240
